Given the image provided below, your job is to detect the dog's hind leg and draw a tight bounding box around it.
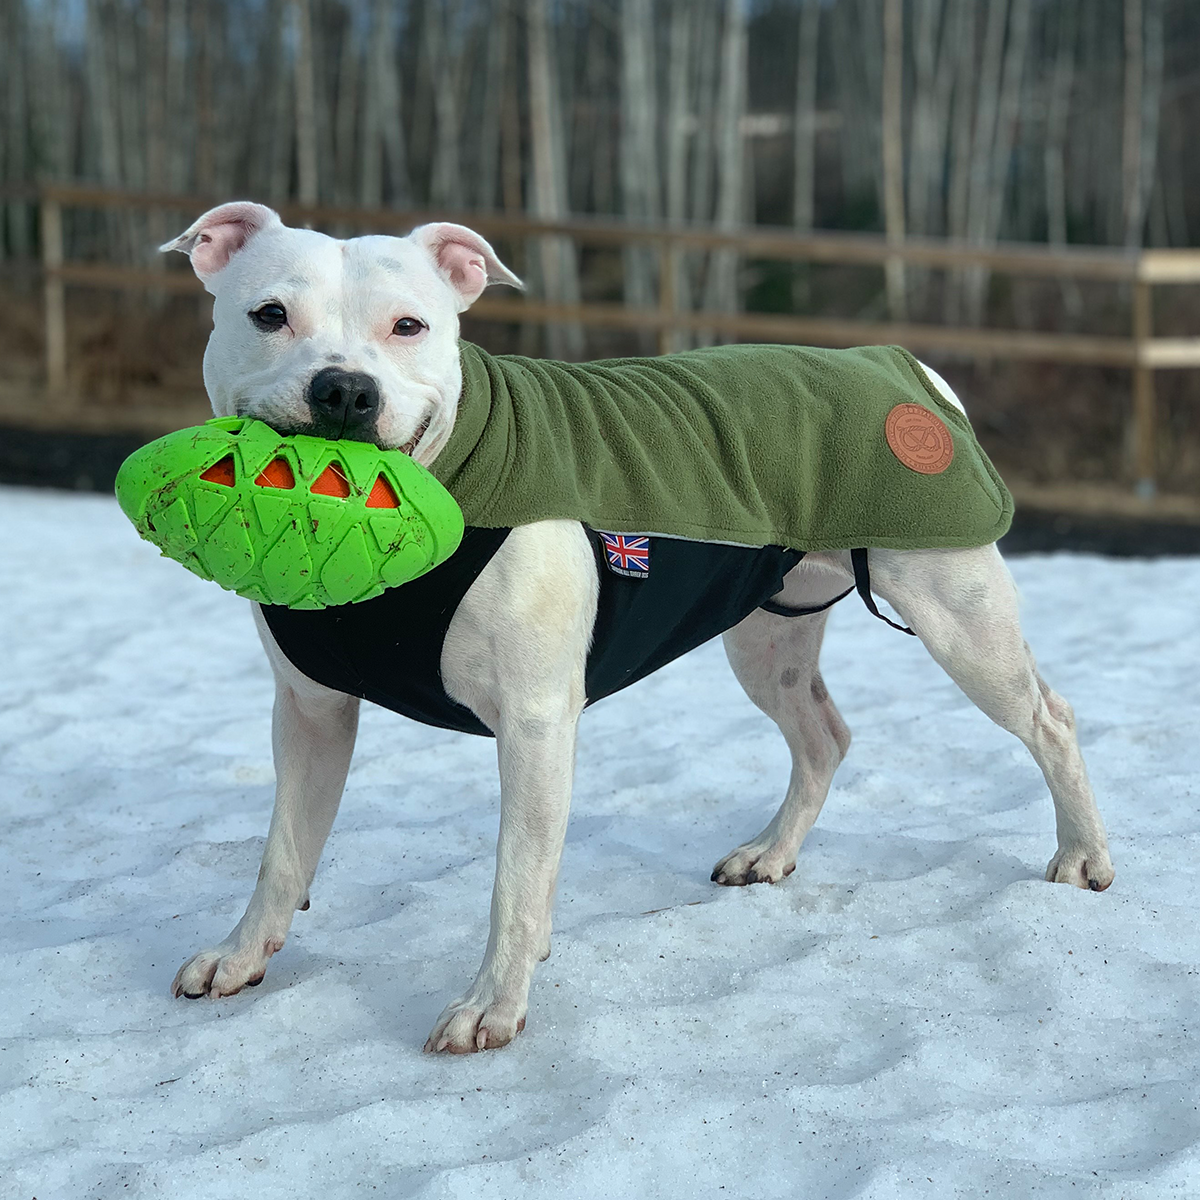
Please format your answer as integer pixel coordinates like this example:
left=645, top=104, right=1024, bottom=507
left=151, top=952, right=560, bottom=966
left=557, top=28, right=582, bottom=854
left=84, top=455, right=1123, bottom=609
left=713, top=603, right=850, bottom=885
left=172, top=606, right=360, bottom=1000
left=867, top=544, right=1114, bottom=891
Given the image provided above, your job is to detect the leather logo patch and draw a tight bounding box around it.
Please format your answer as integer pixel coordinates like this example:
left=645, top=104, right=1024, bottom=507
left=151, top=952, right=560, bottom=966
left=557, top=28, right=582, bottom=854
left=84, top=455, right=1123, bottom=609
left=885, top=404, right=954, bottom=475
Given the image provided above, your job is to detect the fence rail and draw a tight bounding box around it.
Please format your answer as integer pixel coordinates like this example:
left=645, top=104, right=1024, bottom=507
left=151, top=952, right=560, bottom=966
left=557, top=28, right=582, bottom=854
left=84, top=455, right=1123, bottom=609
left=24, top=182, right=1200, bottom=494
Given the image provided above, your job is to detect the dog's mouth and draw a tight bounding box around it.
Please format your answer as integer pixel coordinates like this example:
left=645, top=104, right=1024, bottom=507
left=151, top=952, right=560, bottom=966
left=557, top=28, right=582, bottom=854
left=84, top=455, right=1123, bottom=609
left=245, top=405, right=432, bottom=457
left=398, top=414, right=430, bottom=457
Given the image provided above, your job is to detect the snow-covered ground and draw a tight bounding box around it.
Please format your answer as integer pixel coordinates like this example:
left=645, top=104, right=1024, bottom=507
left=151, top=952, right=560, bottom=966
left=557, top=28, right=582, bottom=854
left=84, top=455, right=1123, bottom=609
left=3, top=484, right=1200, bottom=1200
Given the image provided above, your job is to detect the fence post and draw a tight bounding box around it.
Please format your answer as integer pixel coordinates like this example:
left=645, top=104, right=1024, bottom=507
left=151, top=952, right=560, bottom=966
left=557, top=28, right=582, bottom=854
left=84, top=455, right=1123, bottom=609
left=1131, top=277, right=1156, bottom=498
left=657, top=239, right=679, bottom=356
left=41, top=192, right=68, bottom=391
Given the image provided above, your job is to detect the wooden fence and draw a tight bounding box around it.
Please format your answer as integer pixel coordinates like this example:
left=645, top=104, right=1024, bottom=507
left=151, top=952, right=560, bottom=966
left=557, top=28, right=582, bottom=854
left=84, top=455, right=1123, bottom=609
left=27, top=181, right=1200, bottom=495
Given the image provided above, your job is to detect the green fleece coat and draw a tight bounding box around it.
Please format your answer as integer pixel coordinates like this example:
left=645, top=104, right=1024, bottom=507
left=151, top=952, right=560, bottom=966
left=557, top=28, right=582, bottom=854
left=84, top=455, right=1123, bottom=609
left=429, top=341, right=1012, bottom=552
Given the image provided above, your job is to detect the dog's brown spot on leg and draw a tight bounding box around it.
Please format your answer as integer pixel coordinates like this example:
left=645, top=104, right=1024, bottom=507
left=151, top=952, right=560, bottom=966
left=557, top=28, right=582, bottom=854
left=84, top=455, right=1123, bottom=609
left=779, top=667, right=799, bottom=689
left=811, top=674, right=829, bottom=704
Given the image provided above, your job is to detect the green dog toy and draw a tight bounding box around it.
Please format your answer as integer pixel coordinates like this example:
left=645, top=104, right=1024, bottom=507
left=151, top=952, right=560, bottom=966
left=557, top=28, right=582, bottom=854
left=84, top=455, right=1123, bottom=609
left=115, top=417, right=465, bottom=609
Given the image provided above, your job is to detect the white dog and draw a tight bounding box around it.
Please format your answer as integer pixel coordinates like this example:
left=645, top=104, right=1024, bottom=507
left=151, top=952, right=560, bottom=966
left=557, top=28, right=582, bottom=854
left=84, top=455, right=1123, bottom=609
left=161, top=202, right=1113, bottom=1054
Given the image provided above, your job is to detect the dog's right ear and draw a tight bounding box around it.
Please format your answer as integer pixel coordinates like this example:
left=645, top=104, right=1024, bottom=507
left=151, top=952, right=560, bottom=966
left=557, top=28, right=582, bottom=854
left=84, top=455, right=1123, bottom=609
left=160, top=202, right=281, bottom=281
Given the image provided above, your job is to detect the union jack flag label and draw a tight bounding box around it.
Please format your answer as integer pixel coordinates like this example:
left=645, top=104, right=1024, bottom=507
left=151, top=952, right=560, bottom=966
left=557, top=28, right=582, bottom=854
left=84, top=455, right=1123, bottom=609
left=598, top=532, right=650, bottom=578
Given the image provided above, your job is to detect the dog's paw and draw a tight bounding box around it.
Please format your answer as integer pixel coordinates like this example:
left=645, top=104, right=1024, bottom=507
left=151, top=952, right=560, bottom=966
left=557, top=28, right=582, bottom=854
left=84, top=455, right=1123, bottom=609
left=1045, top=845, right=1115, bottom=892
left=711, top=840, right=797, bottom=886
left=171, top=936, right=284, bottom=1000
left=424, top=992, right=527, bottom=1054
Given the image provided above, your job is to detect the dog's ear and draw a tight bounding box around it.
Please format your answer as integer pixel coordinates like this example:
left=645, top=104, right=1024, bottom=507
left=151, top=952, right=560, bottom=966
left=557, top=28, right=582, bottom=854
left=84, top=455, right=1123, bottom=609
left=409, top=223, right=523, bottom=312
left=160, top=202, right=281, bottom=281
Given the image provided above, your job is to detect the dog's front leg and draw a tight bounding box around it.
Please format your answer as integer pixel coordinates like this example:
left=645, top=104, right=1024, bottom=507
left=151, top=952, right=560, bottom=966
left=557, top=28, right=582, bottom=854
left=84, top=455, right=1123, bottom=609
left=172, top=607, right=359, bottom=999
left=426, top=521, right=596, bottom=1053
left=425, top=708, right=579, bottom=1053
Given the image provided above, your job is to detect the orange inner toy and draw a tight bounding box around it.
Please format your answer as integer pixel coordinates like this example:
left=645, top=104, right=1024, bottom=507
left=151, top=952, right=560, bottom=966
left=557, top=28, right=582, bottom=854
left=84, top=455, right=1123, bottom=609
left=199, top=455, right=236, bottom=486
left=310, top=462, right=351, bottom=498
left=366, top=474, right=400, bottom=508
left=255, top=458, right=295, bottom=489
left=198, top=454, right=399, bottom=509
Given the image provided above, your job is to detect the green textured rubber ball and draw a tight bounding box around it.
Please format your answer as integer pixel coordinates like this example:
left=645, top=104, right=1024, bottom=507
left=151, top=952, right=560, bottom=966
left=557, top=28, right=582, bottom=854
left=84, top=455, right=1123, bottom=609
left=115, top=417, right=465, bottom=609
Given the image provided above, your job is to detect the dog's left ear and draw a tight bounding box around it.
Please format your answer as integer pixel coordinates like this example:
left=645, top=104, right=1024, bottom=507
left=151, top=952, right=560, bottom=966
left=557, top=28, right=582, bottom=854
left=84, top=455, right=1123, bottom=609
left=410, top=223, right=523, bottom=312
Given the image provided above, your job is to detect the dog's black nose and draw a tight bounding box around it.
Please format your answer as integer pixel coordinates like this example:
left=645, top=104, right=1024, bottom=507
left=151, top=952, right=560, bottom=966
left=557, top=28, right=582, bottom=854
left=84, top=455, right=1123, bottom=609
left=306, top=367, right=381, bottom=436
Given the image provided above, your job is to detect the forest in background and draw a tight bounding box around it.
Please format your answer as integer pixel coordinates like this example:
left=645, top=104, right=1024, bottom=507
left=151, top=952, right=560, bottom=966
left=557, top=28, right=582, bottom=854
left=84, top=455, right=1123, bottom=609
left=3, top=0, right=1200, bottom=493
left=1, top=2, right=1192, bottom=281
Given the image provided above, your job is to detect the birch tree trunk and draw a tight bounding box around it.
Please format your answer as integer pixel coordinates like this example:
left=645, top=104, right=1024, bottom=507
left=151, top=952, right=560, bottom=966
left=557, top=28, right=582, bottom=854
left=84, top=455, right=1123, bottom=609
left=582, top=14, right=616, bottom=215
left=792, top=0, right=821, bottom=234
left=30, top=0, right=71, bottom=184
left=526, top=0, right=584, bottom=359
left=881, top=0, right=907, bottom=319
left=335, top=15, right=360, bottom=207
left=907, top=0, right=955, bottom=310
left=689, top=1, right=719, bottom=226
left=292, top=0, right=319, bottom=207
left=704, top=0, right=747, bottom=325
left=86, top=0, right=125, bottom=259
left=944, top=0, right=977, bottom=241
left=262, top=0, right=293, bottom=202
left=663, top=0, right=696, bottom=341
left=1044, top=0, right=1082, bottom=317
left=165, top=0, right=189, bottom=191
left=379, top=7, right=409, bottom=207
left=145, top=0, right=168, bottom=287
left=791, top=0, right=820, bottom=311
left=3, top=0, right=32, bottom=259
left=962, top=0, right=1032, bottom=324
left=1123, top=0, right=1164, bottom=248
left=1122, top=0, right=1144, bottom=247
left=477, top=0, right=509, bottom=211
left=620, top=0, right=660, bottom=319
left=192, top=0, right=216, bottom=195
left=359, top=0, right=396, bottom=208
left=427, top=1, right=464, bottom=209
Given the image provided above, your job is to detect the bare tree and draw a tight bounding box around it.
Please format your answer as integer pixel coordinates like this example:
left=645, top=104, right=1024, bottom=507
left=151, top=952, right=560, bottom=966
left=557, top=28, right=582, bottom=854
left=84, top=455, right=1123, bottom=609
left=3, top=0, right=32, bottom=259
left=426, top=1, right=465, bottom=209
left=906, top=0, right=955, bottom=308
left=1123, top=0, right=1165, bottom=247
left=292, top=0, right=319, bottom=207
left=476, top=0, right=509, bottom=211
left=704, top=0, right=748, bottom=322
left=620, top=0, right=660, bottom=318
left=881, top=0, right=906, bottom=319
left=960, top=0, right=1032, bottom=323
left=1045, top=0, right=1082, bottom=317
left=526, top=0, right=584, bottom=358
left=790, top=0, right=821, bottom=311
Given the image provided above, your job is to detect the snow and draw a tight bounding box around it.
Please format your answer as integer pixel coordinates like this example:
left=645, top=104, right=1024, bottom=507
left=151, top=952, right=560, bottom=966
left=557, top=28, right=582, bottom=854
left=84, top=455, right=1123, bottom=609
left=3, top=484, right=1200, bottom=1199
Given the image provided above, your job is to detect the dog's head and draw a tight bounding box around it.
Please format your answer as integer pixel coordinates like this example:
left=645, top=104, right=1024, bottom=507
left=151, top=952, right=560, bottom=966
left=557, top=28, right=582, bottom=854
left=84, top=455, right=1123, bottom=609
left=162, top=203, right=521, bottom=464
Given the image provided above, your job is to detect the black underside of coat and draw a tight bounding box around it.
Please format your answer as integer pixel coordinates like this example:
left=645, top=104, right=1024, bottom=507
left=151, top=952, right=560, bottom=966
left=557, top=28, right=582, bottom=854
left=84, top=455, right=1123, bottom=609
left=261, top=527, right=806, bottom=737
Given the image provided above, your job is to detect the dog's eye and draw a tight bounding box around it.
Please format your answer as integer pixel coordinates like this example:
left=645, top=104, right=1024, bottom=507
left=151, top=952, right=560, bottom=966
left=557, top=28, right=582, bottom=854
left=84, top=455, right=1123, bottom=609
left=392, top=317, right=424, bottom=337
left=250, top=303, right=288, bottom=331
